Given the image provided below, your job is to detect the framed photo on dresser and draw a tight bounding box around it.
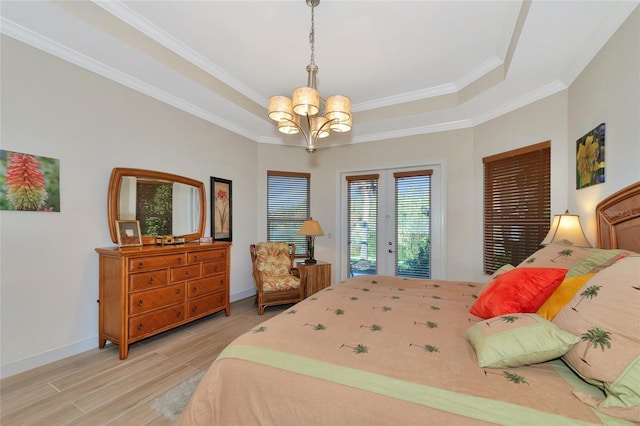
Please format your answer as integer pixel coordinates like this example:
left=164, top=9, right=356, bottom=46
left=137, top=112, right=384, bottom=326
left=115, top=220, right=142, bottom=247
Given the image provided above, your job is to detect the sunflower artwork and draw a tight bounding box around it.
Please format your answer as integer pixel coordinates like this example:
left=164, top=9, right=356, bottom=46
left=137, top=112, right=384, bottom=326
left=576, top=123, right=605, bottom=189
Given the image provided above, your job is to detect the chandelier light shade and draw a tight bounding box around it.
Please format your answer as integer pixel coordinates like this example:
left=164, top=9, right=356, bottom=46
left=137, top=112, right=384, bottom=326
left=268, top=0, right=352, bottom=153
left=540, top=210, right=591, bottom=247
left=325, top=95, right=351, bottom=122
left=268, top=96, right=294, bottom=122
left=292, top=86, right=320, bottom=116
left=278, top=115, right=301, bottom=135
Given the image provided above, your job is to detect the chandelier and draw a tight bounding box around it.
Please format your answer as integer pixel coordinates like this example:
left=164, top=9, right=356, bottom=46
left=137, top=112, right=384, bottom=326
left=268, top=0, right=352, bottom=153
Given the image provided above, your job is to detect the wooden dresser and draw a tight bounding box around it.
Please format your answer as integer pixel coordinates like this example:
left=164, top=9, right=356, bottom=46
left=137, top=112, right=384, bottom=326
left=95, top=242, right=231, bottom=359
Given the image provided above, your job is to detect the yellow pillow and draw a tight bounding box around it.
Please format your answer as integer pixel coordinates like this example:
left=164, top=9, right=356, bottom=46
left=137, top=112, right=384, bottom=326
left=536, top=273, right=595, bottom=320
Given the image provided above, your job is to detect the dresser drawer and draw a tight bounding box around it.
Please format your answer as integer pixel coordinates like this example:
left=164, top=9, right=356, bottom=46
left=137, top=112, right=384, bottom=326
left=188, top=276, right=226, bottom=298
left=129, top=254, right=186, bottom=272
left=187, top=292, right=227, bottom=319
left=170, top=264, right=200, bottom=283
left=129, top=303, right=185, bottom=339
left=188, top=249, right=226, bottom=263
left=129, top=283, right=185, bottom=315
left=129, top=270, right=169, bottom=292
left=202, top=259, right=227, bottom=276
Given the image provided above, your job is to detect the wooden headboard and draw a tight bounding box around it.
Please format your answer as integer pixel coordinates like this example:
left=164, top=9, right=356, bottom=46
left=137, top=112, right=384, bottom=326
left=596, top=181, right=640, bottom=252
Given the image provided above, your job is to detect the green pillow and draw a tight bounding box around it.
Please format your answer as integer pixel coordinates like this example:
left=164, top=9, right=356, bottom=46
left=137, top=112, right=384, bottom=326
left=465, top=313, right=579, bottom=368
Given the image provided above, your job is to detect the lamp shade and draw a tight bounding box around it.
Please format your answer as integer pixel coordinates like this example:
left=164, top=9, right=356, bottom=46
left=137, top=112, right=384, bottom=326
left=310, top=116, right=330, bottom=139
left=325, top=95, right=351, bottom=122
left=330, top=115, right=352, bottom=133
left=268, top=96, right=294, bottom=122
left=292, top=87, right=320, bottom=116
left=298, top=219, right=324, bottom=237
left=540, top=210, right=591, bottom=247
left=277, top=114, right=300, bottom=135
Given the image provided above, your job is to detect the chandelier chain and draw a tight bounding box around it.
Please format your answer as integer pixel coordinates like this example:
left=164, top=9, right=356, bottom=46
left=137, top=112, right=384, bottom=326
left=309, top=5, right=315, bottom=66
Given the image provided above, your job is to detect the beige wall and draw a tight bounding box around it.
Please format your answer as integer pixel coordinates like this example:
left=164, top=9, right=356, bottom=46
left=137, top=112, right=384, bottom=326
left=1, top=6, right=638, bottom=378
left=568, top=6, right=640, bottom=239
left=0, top=36, right=258, bottom=377
left=257, top=129, right=476, bottom=282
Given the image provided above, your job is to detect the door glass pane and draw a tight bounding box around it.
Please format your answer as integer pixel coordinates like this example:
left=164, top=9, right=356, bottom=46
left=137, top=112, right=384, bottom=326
left=395, top=174, right=431, bottom=278
left=348, top=178, right=378, bottom=276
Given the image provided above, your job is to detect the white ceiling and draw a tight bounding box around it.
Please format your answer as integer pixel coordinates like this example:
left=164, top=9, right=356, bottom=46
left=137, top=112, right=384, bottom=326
left=2, top=1, right=638, bottom=149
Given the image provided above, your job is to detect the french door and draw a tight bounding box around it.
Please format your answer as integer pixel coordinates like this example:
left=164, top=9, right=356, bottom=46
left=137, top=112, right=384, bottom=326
left=340, top=165, right=443, bottom=279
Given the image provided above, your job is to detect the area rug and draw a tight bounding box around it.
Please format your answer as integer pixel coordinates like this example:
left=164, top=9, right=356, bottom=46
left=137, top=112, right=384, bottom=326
left=152, top=370, right=206, bottom=421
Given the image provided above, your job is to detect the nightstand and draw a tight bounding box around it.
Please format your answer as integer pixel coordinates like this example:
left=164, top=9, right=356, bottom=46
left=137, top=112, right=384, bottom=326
left=296, top=261, right=331, bottom=297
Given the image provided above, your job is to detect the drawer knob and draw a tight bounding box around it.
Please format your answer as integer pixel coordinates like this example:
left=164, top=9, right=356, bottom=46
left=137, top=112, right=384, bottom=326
left=219, top=296, right=224, bottom=303
left=192, top=306, right=197, bottom=312
left=192, top=286, right=198, bottom=292
left=176, top=310, right=182, bottom=317
left=148, top=277, right=154, bottom=284
left=137, top=323, right=143, bottom=330
left=137, top=299, right=143, bottom=306
left=184, top=271, right=189, bottom=276
left=178, top=257, right=183, bottom=264
left=214, top=265, right=219, bottom=272
left=137, top=261, right=144, bottom=269
left=176, top=288, right=181, bottom=294
left=193, top=255, right=199, bottom=261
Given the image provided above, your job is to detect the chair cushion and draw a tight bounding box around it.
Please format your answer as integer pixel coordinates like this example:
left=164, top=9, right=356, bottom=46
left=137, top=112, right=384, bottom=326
left=255, top=242, right=293, bottom=276
left=263, top=275, right=301, bottom=292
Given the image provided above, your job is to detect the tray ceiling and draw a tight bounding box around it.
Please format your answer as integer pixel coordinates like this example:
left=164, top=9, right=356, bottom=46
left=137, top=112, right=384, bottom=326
left=1, top=1, right=638, bottom=149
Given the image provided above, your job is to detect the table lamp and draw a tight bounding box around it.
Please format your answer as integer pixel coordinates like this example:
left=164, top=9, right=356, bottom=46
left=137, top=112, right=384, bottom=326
left=298, top=218, right=324, bottom=264
left=540, top=210, right=591, bottom=247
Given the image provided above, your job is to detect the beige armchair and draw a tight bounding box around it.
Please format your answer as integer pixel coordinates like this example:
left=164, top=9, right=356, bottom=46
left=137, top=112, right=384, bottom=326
left=250, top=242, right=304, bottom=315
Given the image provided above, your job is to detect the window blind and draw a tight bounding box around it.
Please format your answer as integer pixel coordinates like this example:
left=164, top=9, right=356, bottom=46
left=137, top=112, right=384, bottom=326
left=267, top=171, right=310, bottom=256
left=483, top=142, right=551, bottom=274
left=347, top=174, right=379, bottom=275
left=394, top=170, right=432, bottom=278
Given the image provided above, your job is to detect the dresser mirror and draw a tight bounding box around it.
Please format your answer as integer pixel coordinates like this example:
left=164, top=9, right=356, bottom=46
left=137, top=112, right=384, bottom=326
left=107, top=167, right=206, bottom=245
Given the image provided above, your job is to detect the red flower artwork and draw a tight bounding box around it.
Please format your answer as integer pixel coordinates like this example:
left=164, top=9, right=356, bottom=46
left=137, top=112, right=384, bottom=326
left=216, top=189, right=229, bottom=232
left=5, top=153, right=48, bottom=210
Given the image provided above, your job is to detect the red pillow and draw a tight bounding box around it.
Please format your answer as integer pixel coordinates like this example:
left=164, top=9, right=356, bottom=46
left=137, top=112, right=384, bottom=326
left=470, top=268, right=568, bottom=319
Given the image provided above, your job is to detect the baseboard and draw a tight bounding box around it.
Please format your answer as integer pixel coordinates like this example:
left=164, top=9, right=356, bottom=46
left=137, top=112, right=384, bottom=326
left=1, top=337, right=98, bottom=380
left=1, top=289, right=258, bottom=379
left=230, top=288, right=256, bottom=302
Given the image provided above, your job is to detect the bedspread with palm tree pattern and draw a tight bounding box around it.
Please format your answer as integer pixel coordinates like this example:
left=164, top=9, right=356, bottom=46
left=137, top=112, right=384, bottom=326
left=179, top=275, right=629, bottom=426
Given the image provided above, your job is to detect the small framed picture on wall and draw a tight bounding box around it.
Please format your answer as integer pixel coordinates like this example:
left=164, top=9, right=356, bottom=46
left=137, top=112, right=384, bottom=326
left=211, top=177, right=232, bottom=241
left=576, top=123, right=605, bottom=189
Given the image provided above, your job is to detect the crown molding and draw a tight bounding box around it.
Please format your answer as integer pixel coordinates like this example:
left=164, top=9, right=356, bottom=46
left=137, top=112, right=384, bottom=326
left=92, top=0, right=266, bottom=106
left=1, top=17, right=261, bottom=142
left=472, top=80, right=568, bottom=126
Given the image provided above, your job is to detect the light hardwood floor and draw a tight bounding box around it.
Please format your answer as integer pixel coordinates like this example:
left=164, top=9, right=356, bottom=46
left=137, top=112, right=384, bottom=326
left=0, top=297, right=288, bottom=425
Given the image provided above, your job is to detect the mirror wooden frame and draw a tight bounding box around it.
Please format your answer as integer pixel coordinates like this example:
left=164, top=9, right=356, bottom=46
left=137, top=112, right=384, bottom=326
left=107, top=167, right=206, bottom=245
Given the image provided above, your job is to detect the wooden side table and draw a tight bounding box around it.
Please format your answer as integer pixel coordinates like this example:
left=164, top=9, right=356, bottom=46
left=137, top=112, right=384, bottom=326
left=296, top=261, right=331, bottom=297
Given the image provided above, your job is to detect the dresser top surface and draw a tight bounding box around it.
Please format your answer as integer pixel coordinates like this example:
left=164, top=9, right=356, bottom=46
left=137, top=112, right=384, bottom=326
left=96, top=241, right=231, bottom=256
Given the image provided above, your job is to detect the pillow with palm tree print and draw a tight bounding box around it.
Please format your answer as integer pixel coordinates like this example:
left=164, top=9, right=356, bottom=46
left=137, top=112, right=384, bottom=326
left=553, top=256, right=640, bottom=422
left=518, top=241, right=633, bottom=278
left=465, top=313, right=579, bottom=368
left=517, top=242, right=592, bottom=275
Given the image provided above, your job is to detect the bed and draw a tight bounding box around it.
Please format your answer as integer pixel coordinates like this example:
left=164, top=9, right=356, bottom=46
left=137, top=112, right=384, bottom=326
left=178, top=182, right=640, bottom=425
